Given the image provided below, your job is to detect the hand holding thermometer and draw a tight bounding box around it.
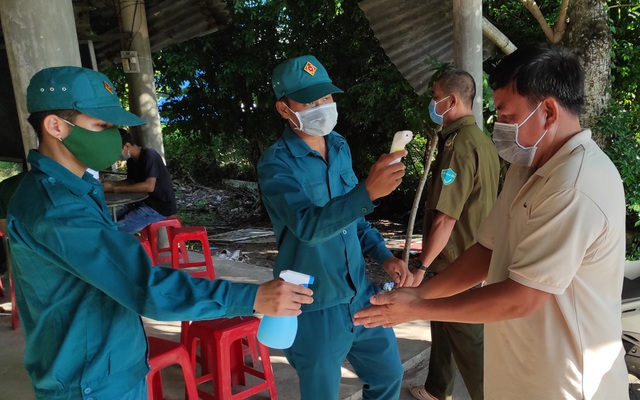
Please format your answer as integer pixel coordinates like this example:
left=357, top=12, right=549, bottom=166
left=389, top=130, right=413, bottom=164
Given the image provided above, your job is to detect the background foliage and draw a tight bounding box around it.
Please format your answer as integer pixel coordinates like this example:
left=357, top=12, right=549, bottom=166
left=145, top=0, right=436, bottom=217
left=102, top=0, right=640, bottom=255
left=485, top=0, right=640, bottom=257
left=599, top=1, right=640, bottom=256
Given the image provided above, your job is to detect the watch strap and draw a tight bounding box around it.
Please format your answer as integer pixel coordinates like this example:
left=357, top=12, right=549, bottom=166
left=413, top=260, right=428, bottom=271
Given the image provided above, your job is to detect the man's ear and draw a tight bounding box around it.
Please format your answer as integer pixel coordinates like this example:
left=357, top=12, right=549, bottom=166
left=542, top=97, right=559, bottom=130
left=42, top=115, right=68, bottom=141
left=448, top=93, right=458, bottom=109
left=275, top=100, right=291, bottom=119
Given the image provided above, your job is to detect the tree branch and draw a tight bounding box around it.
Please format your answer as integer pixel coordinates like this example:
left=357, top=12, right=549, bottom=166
left=520, top=0, right=556, bottom=42
left=403, top=130, right=439, bottom=264
left=482, top=16, right=517, bottom=55
left=553, top=0, right=571, bottom=43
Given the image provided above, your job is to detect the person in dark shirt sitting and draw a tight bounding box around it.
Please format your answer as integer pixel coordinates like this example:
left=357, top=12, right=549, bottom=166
left=103, top=129, right=177, bottom=233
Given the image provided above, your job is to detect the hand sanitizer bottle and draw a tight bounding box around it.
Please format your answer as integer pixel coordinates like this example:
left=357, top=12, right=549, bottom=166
left=257, top=270, right=314, bottom=349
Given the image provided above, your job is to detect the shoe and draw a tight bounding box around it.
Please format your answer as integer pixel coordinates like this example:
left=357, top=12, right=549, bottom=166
left=409, top=385, right=439, bottom=400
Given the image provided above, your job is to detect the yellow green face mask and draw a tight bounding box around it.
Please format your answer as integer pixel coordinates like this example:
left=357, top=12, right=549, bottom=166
left=61, top=120, right=122, bottom=171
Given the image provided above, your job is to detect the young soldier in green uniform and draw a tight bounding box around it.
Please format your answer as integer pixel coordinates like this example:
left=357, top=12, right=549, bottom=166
left=258, top=55, right=411, bottom=400
left=410, top=69, right=500, bottom=400
left=7, top=66, right=313, bottom=400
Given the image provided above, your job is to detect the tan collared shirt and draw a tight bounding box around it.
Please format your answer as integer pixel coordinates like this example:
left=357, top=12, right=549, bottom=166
left=478, top=129, right=628, bottom=399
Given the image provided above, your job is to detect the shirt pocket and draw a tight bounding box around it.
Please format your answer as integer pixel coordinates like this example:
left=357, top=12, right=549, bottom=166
left=339, top=169, right=358, bottom=193
left=340, top=170, right=358, bottom=190
left=303, top=176, right=330, bottom=206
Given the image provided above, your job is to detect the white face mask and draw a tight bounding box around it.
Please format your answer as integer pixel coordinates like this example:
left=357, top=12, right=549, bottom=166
left=287, top=102, right=338, bottom=137
left=492, top=102, right=548, bottom=167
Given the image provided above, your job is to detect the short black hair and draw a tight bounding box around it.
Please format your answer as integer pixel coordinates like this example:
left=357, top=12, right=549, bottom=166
left=436, top=69, right=476, bottom=109
left=489, top=44, right=584, bottom=116
left=119, top=128, right=135, bottom=147
left=26, top=109, right=80, bottom=140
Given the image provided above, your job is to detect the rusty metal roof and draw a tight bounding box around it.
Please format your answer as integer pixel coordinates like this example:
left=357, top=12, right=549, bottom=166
left=358, top=0, right=454, bottom=96
left=74, top=0, right=232, bottom=69
left=0, top=0, right=231, bottom=68
left=0, top=0, right=231, bottom=162
left=357, top=0, right=497, bottom=96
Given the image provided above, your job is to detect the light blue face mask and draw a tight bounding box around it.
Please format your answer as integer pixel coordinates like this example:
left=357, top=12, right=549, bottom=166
left=428, top=95, right=451, bottom=126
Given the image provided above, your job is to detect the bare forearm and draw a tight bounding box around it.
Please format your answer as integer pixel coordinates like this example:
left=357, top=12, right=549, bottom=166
left=105, top=178, right=155, bottom=193
left=353, top=276, right=552, bottom=328
left=419, top=212, right=456, bottom=267
left=418, top=243, right=491, bottom=299
left=413, top=279, right=551, bottom=324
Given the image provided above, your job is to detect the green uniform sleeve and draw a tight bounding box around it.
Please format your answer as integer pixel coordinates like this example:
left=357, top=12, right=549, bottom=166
left=428, top=144, right=476, bottom=220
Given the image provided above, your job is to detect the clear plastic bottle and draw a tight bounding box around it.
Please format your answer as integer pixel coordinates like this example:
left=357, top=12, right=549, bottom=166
left=257, top=270, right=314, bottom=349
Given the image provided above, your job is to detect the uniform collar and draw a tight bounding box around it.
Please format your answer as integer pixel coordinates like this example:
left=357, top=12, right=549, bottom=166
left=27, top=150, right=96, bottom=197
left=440, top=115, right=477, bottom=139
left=281, top=125, right=346, bottom=158
left=534, top=129, right=592, bottom=178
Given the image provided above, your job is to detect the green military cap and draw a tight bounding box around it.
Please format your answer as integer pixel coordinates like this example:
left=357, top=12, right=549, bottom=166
left=271, top=55, right=343, bottom=103
left=27, top=66, right=146, bottom=126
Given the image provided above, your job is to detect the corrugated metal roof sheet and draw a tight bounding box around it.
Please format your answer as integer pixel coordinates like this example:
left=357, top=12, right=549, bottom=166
left=0, top=0, right=231, bottom=161
left=85, top=0, right=231, bottom=69
left=358, top=0, right=454, bottom=96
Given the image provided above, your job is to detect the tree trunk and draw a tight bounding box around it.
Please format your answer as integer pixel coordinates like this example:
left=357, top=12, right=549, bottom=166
left=563, top=0, right=611, bottom=147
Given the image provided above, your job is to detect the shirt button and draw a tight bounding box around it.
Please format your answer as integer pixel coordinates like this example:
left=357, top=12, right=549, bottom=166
left=48, top=177, right=56, bottom=183
left=342, top=230, right=347, bottom=235
left=92, top=188, right=98, bottom=195
left=84, top=388, right=92, bottom=394
left=361, top=207, right=368, bottom=213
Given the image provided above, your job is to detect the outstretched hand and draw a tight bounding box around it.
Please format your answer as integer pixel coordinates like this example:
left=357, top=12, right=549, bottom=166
left=364, top=151, right=407, bottom=201
left=353, top=287, right=424, bottom=328
left=254, top=279, right=314, bottom=316
left=382, top=256, right=414, bottom=287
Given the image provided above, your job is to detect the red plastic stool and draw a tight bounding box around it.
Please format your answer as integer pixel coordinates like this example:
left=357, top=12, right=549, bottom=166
left=138, top=226, right=149, bottom=241
left=170, top=226, right=215, bottom=281
left=137, top=232, right=154, bottom=263
left=147, top=217, right=186, bottom=264
left=169, top=225, right=217, bottom=345
left=147, top=336, right=199, bottom=400
left=186, top=316, right=277, bottom=400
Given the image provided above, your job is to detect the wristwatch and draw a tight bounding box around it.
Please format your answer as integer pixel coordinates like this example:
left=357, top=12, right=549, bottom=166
left=413, top=260, right=428, bottom=272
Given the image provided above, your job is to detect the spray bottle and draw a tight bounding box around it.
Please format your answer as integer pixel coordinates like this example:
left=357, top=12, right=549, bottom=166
left=257, top=270, right=314, bottom=349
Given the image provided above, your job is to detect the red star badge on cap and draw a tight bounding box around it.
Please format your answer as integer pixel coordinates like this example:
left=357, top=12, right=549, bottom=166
left=103, top=81, right=114, bottom=94
left=303, top=62, right=317, bottom=76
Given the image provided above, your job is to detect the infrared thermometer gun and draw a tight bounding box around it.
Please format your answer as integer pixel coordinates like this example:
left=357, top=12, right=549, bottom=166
left=389, top=130, right=413, bottom=164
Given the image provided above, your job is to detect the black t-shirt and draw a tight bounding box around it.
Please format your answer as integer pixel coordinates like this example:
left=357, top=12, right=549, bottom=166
left=126, top=147, right=177, bottom=216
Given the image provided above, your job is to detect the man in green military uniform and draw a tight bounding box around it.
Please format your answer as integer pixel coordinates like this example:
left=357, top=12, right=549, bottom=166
left=410, top=69, right=500, bottom=400
left=8, top=66, right=313, bottom=400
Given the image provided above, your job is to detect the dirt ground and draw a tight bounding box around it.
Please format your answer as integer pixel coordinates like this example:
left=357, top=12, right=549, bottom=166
left=174, top=180, right=417, bottom=288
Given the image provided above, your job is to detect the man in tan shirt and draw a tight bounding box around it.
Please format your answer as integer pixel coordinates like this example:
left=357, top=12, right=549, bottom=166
left=355, top=44, right=628, bottom=399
